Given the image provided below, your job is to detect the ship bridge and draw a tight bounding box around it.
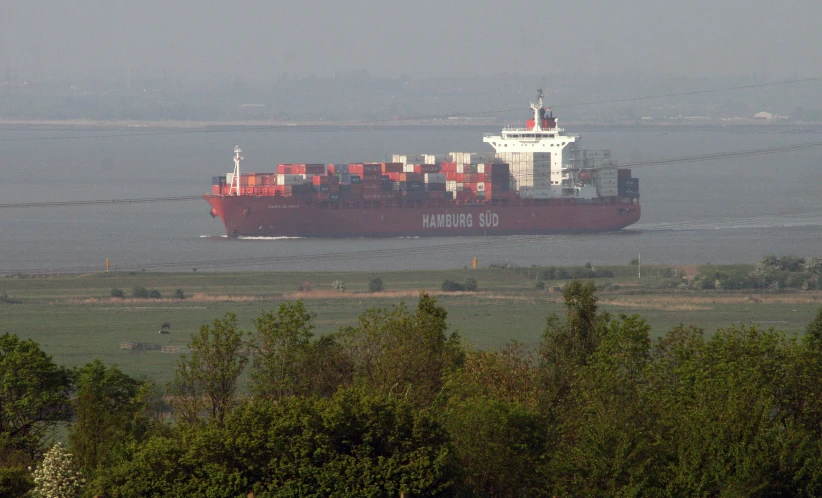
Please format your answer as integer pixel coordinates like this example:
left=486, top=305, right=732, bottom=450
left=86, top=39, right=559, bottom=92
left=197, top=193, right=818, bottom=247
left=482, top=90, right=592, bottom=198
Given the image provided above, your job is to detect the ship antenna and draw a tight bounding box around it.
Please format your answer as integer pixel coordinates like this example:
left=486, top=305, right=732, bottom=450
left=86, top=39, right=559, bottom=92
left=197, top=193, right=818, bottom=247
left=530, top=89, right=544, bottom=131
left=231, top=145, right=243, bottom=196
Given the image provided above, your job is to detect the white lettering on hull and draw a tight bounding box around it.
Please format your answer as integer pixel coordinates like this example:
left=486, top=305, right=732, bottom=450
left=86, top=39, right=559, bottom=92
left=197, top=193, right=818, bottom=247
left=422, top=212, right=499, bottom=229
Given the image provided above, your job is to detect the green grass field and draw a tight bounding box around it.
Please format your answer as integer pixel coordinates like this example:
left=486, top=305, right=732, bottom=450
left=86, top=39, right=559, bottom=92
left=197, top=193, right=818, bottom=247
left=2, top=266, right=820, bottom=385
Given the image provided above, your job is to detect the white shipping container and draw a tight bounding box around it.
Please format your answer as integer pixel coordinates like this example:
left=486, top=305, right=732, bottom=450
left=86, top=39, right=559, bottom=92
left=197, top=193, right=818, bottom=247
left=596, top=178, right=619, bottom=187
left=425, top=173, right=447, bottom=183
left=277, top=174, right=308, bottom=185
left=596, top=168, right=618, bottom=178
left=446, top=180, right=458, bottom=192
left=404, top=164, right=416, bottom=173
left=392, top=154, right=407, bottom=165
left=226, top=172, right=235, bottom=184
left=423, top=154, right=436, bottom=165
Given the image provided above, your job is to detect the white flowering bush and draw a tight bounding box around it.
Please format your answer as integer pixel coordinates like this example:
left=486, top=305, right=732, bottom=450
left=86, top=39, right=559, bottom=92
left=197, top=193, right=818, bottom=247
left=31, top=443, right=85, bottom=498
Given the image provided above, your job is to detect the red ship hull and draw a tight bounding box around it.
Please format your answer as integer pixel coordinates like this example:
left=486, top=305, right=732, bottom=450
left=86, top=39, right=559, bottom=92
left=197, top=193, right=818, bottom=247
left=205, top=195, right=641, bottom=238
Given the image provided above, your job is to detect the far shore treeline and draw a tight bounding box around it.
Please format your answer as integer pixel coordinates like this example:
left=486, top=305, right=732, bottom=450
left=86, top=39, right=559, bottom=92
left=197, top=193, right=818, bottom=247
left=4, top=279, right=822, bottom=496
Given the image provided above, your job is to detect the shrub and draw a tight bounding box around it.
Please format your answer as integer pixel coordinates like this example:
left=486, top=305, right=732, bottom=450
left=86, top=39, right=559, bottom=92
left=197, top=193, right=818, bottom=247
left=0, top=291, right=9, bottom=303
left=463, top=277, right=478, bottom=292
left=535, top=281, right=545, bottom=290
left=148, top=290, right=162, bottom=299
left=110, top=288, right=125, bottom=299
left=441, top=280, right=464, bottom=292
left=132, top=286, right=149, bottom=299
left=299, top=281, right=312, bottom=292
left=174, top=289, right=185, bottom=299
left=332, top=281, right=346, bottom=292
left=368, top=278, right=384, bottom=293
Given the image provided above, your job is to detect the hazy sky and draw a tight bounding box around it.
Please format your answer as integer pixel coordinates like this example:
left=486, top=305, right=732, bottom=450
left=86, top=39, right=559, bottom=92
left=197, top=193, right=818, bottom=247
left=2, top=0, right=820, bottom=81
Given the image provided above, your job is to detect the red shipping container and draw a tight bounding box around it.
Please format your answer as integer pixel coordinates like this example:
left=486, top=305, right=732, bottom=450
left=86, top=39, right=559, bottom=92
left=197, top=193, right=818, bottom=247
left=211, top=185, right=220, bottom=194
left=387, top=172, right=402, bottom=181
left=348, top=163, right=364, bottom=174
left=363, top=163, right=382, bottom=174
left=440, top=162, right=457, bottom=172
left=617, top=168, right=632, bottom=179
left=362, top=172, right=381, bottom=181
left=312, top=175, right=330, bottom=185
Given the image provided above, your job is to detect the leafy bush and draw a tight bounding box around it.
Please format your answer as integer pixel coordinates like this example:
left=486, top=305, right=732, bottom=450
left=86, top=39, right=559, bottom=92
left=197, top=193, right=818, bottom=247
left=332, top=281, right=346, bottom=292
left=0, top=291, right=9, bottom=303
left=148, top=290, right=162, bottom=299
left=132, top=286, right=149, bottom=299
left=0, top=467, right=33, bottom=497
left=110, top=288, right=125, bottom=299
left=298, top=281, right=312, bottom=292
left=174, top=289, right=185, bottom=299
left=535, top=281, right=545, bottom=290
left=441, top=280, right=465, bottom=292
left=368, top=278, right=384, bottom=293
left=463, top=277, right=478, bottom=292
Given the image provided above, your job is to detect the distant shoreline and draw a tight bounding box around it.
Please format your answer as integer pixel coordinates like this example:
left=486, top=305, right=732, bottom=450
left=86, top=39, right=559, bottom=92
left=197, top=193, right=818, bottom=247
left=2, top=118, right=822, bottom=132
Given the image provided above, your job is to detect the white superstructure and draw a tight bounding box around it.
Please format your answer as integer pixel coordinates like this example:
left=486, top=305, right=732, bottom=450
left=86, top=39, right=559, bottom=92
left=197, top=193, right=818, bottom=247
left=482, top=90, right=615, bottom=199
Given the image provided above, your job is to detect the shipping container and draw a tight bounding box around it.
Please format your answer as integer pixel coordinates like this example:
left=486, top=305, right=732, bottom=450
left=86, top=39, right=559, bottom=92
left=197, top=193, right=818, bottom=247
left=424, top=173, right=446, bottom=183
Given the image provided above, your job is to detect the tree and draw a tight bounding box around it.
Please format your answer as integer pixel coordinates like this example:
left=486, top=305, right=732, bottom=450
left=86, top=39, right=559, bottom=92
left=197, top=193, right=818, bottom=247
left=341, top=293, right=463, bottom=406
left=94, top=391, right=454, bottom=497
left=31, top=443, right=85, bottom=498
left=538, top=280, right=609, bottom=413
left=550, top=314, right=664, bottom=495
left=0, top=334, right=72, bottom=466
left=250, top=301, right=315, bottom=400
left=110, top=288, right=125, bottom=298
left=173, top=289, right=185, bottom=299
left=148, top=290, right=162, bottom=299
left=368, top=277, right=384, bottom=293
left=68, top=359, right=156, bottom=475
left=804, top=306, right=822, bottom=351
left=443, top=397, right=547, bottom=498
left=168, top=313, right=248, bottom=424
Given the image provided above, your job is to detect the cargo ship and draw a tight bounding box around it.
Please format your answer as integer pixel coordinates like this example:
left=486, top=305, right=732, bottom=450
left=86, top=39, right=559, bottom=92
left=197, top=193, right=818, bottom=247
left=204, top=91, right=640, bottom=238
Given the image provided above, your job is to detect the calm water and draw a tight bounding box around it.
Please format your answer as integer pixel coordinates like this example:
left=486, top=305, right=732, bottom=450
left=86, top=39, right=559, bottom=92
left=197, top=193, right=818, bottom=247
left=2, top=124, right=822, bottom=274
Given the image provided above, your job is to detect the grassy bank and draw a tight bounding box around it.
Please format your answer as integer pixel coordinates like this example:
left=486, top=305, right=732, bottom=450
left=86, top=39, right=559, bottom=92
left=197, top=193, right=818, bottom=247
left=2, top=265, right=820, bottom=384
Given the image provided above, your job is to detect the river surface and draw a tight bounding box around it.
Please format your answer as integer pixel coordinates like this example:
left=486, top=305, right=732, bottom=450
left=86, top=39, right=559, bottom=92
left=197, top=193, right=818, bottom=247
left=1, top=124, right=821, bottom=274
